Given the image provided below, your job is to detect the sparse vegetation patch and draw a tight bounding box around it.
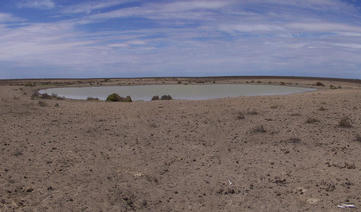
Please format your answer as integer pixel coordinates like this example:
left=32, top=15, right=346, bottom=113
left=251, top=125, right=266, bottom=133
left=161, top=95, right=172, bottom=100
left=38, top=101, right=47, bottom=107
left=315, top=82, right=325, bottom=86
left=356, top=135, right=361, bottom=142
left=306, top=117, right=319, bottom=124
left=237, top=112, right=245, bottom=120
left=338, top=117, right=352, bottom=128
left=151, top=96, right=160, bottom=101
left=87, top=97, right=99, bottom=101
left=106, top=93, right=132, bottom=102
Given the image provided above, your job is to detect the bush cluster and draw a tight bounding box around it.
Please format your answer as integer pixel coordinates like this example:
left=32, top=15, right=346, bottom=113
left=106, top=93, right=132, bottom=102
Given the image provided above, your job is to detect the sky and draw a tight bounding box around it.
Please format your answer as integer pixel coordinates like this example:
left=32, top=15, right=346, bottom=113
left=0, top=0, right=361, bottom=79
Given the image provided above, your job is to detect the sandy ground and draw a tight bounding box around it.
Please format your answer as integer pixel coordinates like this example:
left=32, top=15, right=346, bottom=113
left=1, top=77, right=361, bottom=212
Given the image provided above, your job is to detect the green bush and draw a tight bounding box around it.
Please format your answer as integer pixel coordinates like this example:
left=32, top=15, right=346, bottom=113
left=106, top=93, right=122, bottom=102
left=106, top=93, right=132, bottom=102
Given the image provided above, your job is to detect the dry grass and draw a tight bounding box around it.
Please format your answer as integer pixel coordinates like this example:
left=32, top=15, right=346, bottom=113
left=338, top=117, right=352, bottom=128
left=251, top=125, right=266, bottom=133
left=355, top=135, right=361, bottom=142
left=38, top=101, right=47, bottom=107
left=319, top=106, right=327, bottom=111
left=237, top=112, right=245, bottom=120
left=305, top=118, right=319, bottom=124
left=247, top=110, right=258, bottom=115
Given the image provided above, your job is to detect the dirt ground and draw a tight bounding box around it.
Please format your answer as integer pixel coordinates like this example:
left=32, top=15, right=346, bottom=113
left=0, top=77, right=361, bottom=212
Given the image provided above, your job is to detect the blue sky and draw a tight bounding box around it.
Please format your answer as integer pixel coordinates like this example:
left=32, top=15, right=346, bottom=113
left=1, top=0, right=361, bottom=79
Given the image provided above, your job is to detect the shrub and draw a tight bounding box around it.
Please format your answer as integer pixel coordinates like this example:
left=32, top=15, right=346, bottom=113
left=106, top=93, right=122, bottom=102
left=39, top=93, right=52, bottom=99
left=306, top=118, right=319, bottom=124
left=251, top=125, right=266, bottom=133
left=161, top=95, right=172, bottom=100
left=38, top=101, right=47, bottom=107
left=338, top=117, right=352, bottom=128
left=287, top=137, right=301, bottom=144
left=237, top=112, right=245, bottom=120
left=329, top=84, right=337, bottom=89
left=247, top=110, right=258, bottom=115
left=356, top=135, right=361, bottom=142
left=152, top=96, right=160, bottom=101
left=315, top=82, right=325, bottom=86
left=270, top=105, right=278, bottom=109
left=122, top=96, right=132, bottom=102
left=87, top=97, right=99, bottom=101
left=319, top=106, right=327, bottom=111
left=31, top=92, right=39, bottom=99
left=24, top=82, right=35, bottom=87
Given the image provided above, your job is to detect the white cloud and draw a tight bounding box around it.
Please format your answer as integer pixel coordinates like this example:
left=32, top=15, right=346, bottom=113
left=333, top=43, right=361, bottom=49
left=18, top=0, right=55, bottom=9
left=87, top=0, right=235, bottom=21
left=0, top=13, right=22, bottom=23
left=62, top=0, right=133, bottom=14
left=287, top=22, right=361, bottom=32
left=1, top=0, right=361, bottom=78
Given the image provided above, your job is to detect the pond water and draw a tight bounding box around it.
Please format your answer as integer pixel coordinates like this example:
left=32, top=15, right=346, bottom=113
left=39, top=84, right=315, bottom=101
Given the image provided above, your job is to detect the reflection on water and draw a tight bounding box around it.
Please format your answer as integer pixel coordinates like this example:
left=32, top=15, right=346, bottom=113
left=39, top=84, right=315, bottom=101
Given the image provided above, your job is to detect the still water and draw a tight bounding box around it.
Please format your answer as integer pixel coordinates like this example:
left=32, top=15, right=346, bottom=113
left=39, top=84, right=315, bottom=101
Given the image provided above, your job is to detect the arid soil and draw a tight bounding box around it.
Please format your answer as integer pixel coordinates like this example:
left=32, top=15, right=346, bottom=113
left=1, top=77, right=361, bottom=212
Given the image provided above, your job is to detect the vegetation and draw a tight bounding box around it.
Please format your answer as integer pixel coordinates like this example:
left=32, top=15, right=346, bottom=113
left=161, top=95, right=172, bottom=100
left=38, top=101, right=47, bottom=107
left=305, top=117, right=319, bottom=124
left=247, top=110, right=258, bottom=115
left=106, top=93, right=132, bottom=102
left=287, top=137, right=301, bottom=144
left=338, top=117, right=352, bottom=128
left=315, top=82, right=325, bottom=86
left=356, top=135, right=361, bottom=142
left=151, top=96, right=160, bottom=101
left=329, top=84, right=341, bottom=89
left=87, top=97, right=99, bottom=101
left=106, top=93, right=121, bottom=102
left=319, top=106, right=327, bottom=111
left=251, top=125, right=266, bottom=133
left=237, top=112, right=245, bottom=120
left=40, top=93, right=52, bottom=99
left=24, top=82, right=35, bottom=87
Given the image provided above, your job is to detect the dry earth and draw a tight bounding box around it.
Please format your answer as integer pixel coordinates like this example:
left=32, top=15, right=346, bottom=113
left=0, top=77, right=361, bottom=212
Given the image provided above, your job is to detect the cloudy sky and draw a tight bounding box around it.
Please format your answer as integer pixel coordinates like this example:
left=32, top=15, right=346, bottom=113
left=0, top=0, right=361, bottom=79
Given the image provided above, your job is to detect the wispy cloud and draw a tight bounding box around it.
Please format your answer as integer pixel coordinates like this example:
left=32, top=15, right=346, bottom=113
left=17, top=0, right=55, bottom=9
left=0, top=13, right=22, bottom=23
left=1, top=0, right=361, bottom=78
left=61, top=0, right=133, bottom=14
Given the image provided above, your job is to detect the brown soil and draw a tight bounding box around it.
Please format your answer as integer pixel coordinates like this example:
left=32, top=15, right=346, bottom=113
left=1, top=77, right=361, bottom=211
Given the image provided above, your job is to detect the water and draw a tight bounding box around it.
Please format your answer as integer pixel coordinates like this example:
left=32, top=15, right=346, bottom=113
left=39, top=84, right=315, bottom=101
